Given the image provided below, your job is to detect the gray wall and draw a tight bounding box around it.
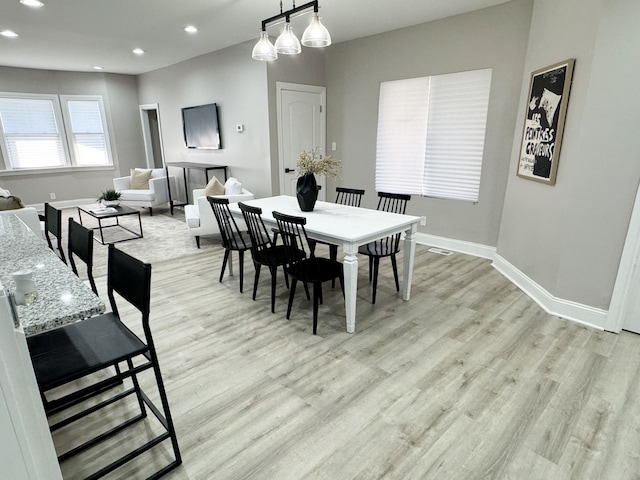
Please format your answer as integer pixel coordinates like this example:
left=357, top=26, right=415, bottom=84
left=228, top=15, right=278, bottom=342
left=137, top=42, right=272, bottom=200
left=496, top=0, right=640, bottom=310
left=324, top=0, right=533, bottom=247
left=0, top=67, right=144, bottom=205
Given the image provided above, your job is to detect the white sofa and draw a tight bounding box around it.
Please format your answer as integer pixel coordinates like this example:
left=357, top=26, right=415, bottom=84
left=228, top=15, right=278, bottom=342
left=185, top=186, right=254, bottom=248
left=0, top=207, right=44, bottom=239
left=113, top=168, right=174, bottom=215
left=0, top=187, right=44, bottom=238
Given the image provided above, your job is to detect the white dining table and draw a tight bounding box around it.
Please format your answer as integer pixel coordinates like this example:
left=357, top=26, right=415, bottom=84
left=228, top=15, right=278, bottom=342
left=228, top=195, right=420, bottom=333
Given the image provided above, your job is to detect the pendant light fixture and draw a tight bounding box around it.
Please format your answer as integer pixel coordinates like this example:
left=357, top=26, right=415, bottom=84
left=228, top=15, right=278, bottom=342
left=252, top=0, right=331, bottom=61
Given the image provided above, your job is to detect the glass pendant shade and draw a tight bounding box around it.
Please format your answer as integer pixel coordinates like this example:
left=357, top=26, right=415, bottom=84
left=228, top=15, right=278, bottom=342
left=275, top=22, right=301, bottom=55
left=301, top=13, right=331, bottom=47
left=252, top=31, right=277, bottom=61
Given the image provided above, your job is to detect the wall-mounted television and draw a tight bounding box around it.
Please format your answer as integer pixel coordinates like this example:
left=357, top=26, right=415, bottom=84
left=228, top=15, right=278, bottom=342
left=181, top=103, right=221, bottom=149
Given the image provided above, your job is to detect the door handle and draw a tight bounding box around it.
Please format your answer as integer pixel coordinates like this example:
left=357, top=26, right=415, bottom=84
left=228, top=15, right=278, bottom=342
left=285, top=168, right=295, bottom=173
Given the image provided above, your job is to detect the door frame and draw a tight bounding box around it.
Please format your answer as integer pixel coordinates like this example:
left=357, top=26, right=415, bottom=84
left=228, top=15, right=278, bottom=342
left=276, top=82, right=327, bottom=198
left=139, top=103, right=166, bottom=169
left=607, top=179, right=640, bottom=332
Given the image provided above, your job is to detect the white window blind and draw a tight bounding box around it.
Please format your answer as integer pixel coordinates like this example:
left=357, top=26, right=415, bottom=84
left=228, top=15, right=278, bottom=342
left=0, top=97, right=66, bottom=169
left=64, top=98, right=109, bottom=166
left=376, top=68, right=492, bottom=202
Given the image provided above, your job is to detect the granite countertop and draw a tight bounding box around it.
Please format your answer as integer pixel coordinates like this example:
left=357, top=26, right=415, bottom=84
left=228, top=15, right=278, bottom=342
left=0, top=213, right=105, bottom=336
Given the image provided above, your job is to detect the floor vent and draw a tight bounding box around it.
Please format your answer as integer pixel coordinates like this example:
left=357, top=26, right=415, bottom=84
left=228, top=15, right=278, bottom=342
left=428, top=247, right=454, bottom=256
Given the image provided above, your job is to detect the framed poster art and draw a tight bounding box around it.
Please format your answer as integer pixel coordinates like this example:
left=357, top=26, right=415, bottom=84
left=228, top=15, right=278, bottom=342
left=517, top=59, right=575, bottom=185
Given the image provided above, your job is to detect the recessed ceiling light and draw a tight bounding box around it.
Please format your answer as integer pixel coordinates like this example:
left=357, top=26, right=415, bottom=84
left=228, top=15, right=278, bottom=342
left=1, top=30, right=19, bottom=38
left=133, top=48, right=145, bottom=55
left=93, top=66, right=104, bottom=70
left=184, top=25, right=198, bottom=34
left=20, top=0, right=44, bottom=8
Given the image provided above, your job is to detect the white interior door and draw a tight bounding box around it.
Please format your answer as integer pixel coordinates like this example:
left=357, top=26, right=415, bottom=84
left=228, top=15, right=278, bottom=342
left=277, top=83, right=326, bottom=200
left=609, top=180, right=640, bottom=333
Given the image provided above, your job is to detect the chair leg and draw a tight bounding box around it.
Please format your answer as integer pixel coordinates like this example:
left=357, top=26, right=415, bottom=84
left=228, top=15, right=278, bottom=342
left=368, top=256, right=374, bottom=282
left=286, top=279, right=297, bottom=319
left=147, top=352, right=182, bottom=469
left=252, top=263, right=261, bottom=300
left=330, top=245, right=338, bottom=288
left=390, top=254, right=400, bottom=292
left=220, top=249, right=230, bottom=282
left=270, top=266, right=277, bottom=313
left=238, top=251, right=245, bottom=293
left=303, top=281, right=311, bottom=300
left=149, top=207, right=153, bottom=216
left=87, top=272, right=98, bottom=295
left=57, top=241, right=67, bottom=265
left=312, top=282, right=321, bottom=335
left=127, top=358, right=147, bottom=417
left=195, top=236, right=201, bottom=249
left=372, top=257, right=380, bottom=304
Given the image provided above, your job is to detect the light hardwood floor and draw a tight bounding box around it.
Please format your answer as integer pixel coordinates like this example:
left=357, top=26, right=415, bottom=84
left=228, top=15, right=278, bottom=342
left=53, top=244, right=640, bottom=480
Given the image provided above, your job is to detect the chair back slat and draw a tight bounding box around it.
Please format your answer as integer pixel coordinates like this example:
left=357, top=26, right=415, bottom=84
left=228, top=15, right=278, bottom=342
left=364, top=192, right=412, bottom=254
left=273, top=211, right=314, bottom=277
left=239, top=202, right=274, bottom=258
left=68, top=218, right=97, bottom=294
left=207, top=196, right=249, bottom=250
left=335, top=187, right=365, bottom=207
left=376, top=192, right=410, bottom=215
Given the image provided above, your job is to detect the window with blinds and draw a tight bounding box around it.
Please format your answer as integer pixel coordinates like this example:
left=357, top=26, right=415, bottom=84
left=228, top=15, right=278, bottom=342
left=61, top=97, right=111, bottom=166
left=0, top=93, right=112, bottom=171
left=376, top=68, right=492, bottom=203
left=0, top=96, right=67, bottom=169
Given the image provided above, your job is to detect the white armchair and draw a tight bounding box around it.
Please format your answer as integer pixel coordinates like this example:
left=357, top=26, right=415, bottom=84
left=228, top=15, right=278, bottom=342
left=113, top=168, right=174, bottom=215
left=185, top=187, right=254, bottom=248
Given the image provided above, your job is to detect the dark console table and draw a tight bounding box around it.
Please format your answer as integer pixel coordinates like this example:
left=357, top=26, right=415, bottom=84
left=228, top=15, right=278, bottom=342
left=165, top=162, right=228, bottom=213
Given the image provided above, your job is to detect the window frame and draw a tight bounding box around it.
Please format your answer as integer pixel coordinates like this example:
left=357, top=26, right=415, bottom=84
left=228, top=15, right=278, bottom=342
left=59, top=94, right=114, bottom=168
left=0, top=92, right=114, bottom=175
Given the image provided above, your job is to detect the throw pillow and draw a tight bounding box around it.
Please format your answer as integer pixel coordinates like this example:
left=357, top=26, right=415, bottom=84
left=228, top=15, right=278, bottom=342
left=0, top=195, right=26, bottom=211
left=224, top=177, right=243, bottom=195
left=204, top=177, right=225, bottom=196
left=130, top=168, right=153, bottom=190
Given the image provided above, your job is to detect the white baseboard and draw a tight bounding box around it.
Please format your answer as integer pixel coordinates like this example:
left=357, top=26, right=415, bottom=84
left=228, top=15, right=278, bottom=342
left=415, top=233, right=608, bottom=330
left=416, top=233, right=496, bottom=259
left=492, top=254, right=608, bottom=331
left=27, top=199, right=96, bottom=212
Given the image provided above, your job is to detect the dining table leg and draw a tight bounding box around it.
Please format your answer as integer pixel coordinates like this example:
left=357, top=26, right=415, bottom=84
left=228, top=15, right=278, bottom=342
left=402, top=224, right=418, bottom=300
left=342, top=242, right=359, bottom=333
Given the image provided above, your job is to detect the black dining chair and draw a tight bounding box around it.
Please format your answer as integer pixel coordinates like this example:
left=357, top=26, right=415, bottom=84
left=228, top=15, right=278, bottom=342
left=239, top=202, right=291, bottom=313
left=44, top=202, right=67, bottom=264
left=309, top=187, right=365, bottom=288
left=207, top=196, right=252, bottom=293
left=358, top=192, right=411, bottom=304
left=67, top=217, right=98, bottom=295
left=26, top=245, right=182, bottom=479
left=274, top=211, right=344, bottom=335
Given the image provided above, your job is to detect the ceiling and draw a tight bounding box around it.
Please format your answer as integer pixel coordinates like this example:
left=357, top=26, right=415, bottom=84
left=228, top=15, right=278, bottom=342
left=1, top=0, right=511, bottom=75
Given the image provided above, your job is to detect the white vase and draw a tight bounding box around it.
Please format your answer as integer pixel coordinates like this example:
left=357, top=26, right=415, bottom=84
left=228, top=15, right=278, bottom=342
left=102, top=200, right=120, bottom=207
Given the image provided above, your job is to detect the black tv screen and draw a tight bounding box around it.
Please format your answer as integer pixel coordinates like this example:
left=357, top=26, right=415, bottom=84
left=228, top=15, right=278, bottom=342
left=181, top=103, right=221, bottom=149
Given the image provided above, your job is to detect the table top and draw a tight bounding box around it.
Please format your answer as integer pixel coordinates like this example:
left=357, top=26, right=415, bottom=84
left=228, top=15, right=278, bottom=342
left=0, top=214, right=105, bottom=336
left=229, top=195, right=420, bottom=245
left=166, top=162, right=227, bottom=170
left=78, top=203, right=139, bottom=219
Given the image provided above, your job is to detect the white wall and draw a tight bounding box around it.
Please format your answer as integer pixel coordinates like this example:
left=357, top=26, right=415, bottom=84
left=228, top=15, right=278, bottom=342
left=496, top=0, right=640, bottom=313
